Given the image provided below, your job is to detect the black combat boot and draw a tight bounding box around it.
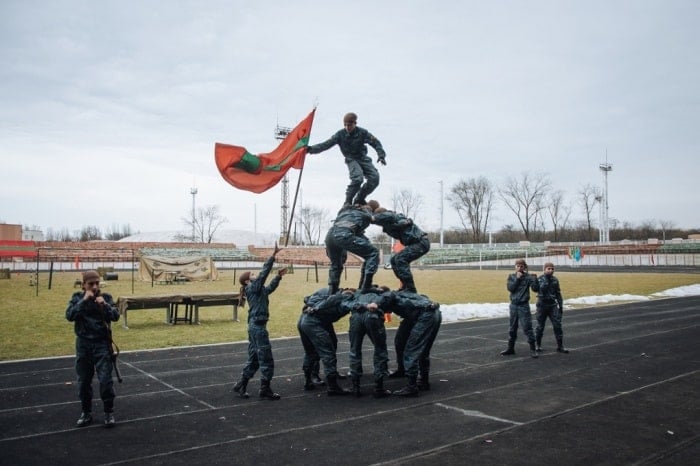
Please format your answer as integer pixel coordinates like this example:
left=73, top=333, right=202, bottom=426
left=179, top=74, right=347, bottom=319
left=75, top=411, right=93, bottom=428
left=417, top=364, right=431, bottom=391
left=303, top=369, right=315, bottom=391
left=529, top=341, right=539, bottom=358
left=360, top=273, right=375, bottom=293
left=401, top=277, right=417, bottom=293
left=311, top=373, right=325, bottom=387
left=343, top=192, right=354, bottom=206
left=326, top=374, right=351, bottom=396
left=500, top=341, right=515, bottom=356
left=351, top=376, right=363, bottom=397
left=259, top=380, right=281, bottom=400
left=394, top=375, right=419, bottom=397
left=311, top=361, right=325, bottom=386
left=233, top=377, right=250, bottom=399
left=372, top=378, right=392, bottom=398
left=388, top=367, right=405, bottom=378
left=536, top=336, right=543, bottom=352
left=556, top=337, right=570, bottom=354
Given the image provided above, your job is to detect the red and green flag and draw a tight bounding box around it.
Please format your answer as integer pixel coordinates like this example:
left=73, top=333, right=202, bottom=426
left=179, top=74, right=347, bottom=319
left=215, top=109, right=315, bottom=193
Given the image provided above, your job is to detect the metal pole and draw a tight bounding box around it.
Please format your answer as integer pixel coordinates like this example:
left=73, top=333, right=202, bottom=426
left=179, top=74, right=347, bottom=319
left=439, top=180, right=444, bottom=247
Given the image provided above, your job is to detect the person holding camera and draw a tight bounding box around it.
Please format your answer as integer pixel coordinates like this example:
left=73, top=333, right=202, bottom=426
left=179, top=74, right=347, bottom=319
left=535, top=262, right=569, bottom=353
left=65, top=270, right=120, bottom=428
left=501, top=259, right=540, bottom=358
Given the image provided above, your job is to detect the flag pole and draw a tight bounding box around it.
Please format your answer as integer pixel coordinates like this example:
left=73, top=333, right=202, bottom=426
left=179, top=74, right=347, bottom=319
left=284, top=159, right=306, bottom=247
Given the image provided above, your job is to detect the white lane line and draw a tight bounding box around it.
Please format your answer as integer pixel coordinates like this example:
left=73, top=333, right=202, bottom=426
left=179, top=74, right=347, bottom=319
left=126, top=362, right=216, bottom=410
left=434, top=403, right=524, bottom=425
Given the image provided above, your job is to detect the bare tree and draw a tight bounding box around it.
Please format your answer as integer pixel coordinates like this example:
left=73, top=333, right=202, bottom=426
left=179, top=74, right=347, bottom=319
left=448, top=177, right=494, bottom=243
left=659, top=219, right=675, bottom=243
left=79, top=225, right=102, bottom=242
left=182, top=205, right=228, bottom=243
left=546, top=190, right=569, bottom=242
left=499, top=172, right=551, bottom=241
left=578, top=183, right=600, bottom=241
left=57, top=227, right=74, bottom=241
left=390, top=188, right=424, bottom=220
left=104, top=223, right=133, bottom=241
left=299, top=205, right=330, bottom=245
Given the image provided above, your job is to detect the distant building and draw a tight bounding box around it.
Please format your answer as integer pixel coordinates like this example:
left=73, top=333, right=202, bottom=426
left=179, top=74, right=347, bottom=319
left=22, top=229, right=45, bottom=241
left=0, top=224, right=22, bottom=241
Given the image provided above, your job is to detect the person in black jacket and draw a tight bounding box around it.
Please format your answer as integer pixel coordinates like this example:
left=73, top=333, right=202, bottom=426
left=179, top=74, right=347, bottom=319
left=371, top=203, right=430, bottom=293
left=325, top=203, right=379, bottom=293
left=65, top=270, right=120, bottom=428
left=298, top=287, right=355, bottom=395
left=373, top=290, right=442, bottom=396
left=535, top=262, right=569, bottom=353
left=501, top=259, right=540, bottom=358
left=232, top=243, right=288, bottom=400
left=307, top=112, right=386, bottom=206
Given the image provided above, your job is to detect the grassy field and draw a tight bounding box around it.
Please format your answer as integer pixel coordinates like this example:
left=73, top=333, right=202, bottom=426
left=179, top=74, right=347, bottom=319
left=1, top=267, right=698, bottom=361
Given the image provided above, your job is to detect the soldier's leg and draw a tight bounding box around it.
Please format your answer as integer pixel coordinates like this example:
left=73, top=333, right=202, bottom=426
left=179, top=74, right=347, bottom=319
left=520, top=306, right=538, bottom=358
left=501, top=305, right=519, bottom=355
left=417, top=310, right=442, bottom=390
left=389, top=318, right=411, bottom=377
left=551, top=308, right=569, bottom=353
left=75, top=339, right=95, bottom=415
left=368, top=317, right=391, bottom=398
left=94, top=342, right=116, bottom=423
left=325, top=237, right=344, bottom=293
left=535, top=307, right=547, bottom=351
left=348, top=314, right=365, bottom=396
left=255, top=326, right=280, bottom=400
left=345, top=160, right=364, bottom=205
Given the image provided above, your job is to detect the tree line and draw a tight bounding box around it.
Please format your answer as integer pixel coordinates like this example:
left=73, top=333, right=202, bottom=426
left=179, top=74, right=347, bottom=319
left=22, top=171, right=696, bottom=244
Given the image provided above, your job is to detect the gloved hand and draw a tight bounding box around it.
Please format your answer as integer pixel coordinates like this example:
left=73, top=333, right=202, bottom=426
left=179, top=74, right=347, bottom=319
left=377, top=155, right=386, bottom=166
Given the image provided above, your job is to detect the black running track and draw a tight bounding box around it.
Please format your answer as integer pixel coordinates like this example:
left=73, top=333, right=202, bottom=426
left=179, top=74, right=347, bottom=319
left=1, top=296, right=698, bottom=465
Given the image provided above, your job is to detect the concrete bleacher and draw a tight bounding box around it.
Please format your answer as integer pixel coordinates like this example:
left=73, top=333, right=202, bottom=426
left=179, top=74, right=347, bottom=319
left=139, top=247, right=255, bottom=261
left=421, top=245, right=547, bottom=265
left=247, top=245, right=362, bottom=267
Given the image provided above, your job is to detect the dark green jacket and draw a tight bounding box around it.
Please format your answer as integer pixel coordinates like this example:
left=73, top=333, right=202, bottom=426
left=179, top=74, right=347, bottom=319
left=308, top=127, right=386, bottom=161
left=372, top=210, right=426, bottom=245
left=65, top=291, right=119, bottom=340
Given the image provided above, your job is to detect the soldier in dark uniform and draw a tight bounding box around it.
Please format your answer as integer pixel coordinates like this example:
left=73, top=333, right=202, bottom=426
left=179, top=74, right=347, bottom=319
left=65, top=270, right=120, bottom=428
left=501, top=259, right=540, bottom=358
left=307, top=112, right=386, bottom=206
left=346, top=287, right=392, bottom=398
left=371, top=203, right=430, bottom=293
left=298, top=288, right=355, bottom=395
left=372, top=291, right=442, bottom=396
left=325, top=203, right=379, bottom=293
left=233, top=243, right=289, bottom=400
left=535, top=262, right=569, bottom=353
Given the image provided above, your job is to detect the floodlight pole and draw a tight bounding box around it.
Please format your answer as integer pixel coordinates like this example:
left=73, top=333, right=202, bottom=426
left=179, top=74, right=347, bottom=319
left=439, top=180, right=444, bottom=247
left=275, top=124, right=292, bottom=244
left=190, top=186, right=198, bottom=242
left=599, top=154, right=613, bottom=244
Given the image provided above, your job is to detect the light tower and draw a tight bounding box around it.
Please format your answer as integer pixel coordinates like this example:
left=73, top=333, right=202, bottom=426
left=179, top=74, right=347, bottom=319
left=439, top=180, right=444, bottom=247
left=599, top=156, right=613, bottom=244
left=275, top=124, right=292, bottom=244
left=190, top=186, right=198, bottom=242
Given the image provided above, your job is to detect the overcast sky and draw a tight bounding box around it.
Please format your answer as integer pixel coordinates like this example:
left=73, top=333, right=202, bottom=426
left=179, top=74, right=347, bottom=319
left=1, top=0, right=698, bottom=239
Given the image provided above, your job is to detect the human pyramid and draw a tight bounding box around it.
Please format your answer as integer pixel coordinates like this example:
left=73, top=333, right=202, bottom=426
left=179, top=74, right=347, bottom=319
left=232, top=112, right=438, bottom=400
left=64, top=112, right=567, bottom=428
